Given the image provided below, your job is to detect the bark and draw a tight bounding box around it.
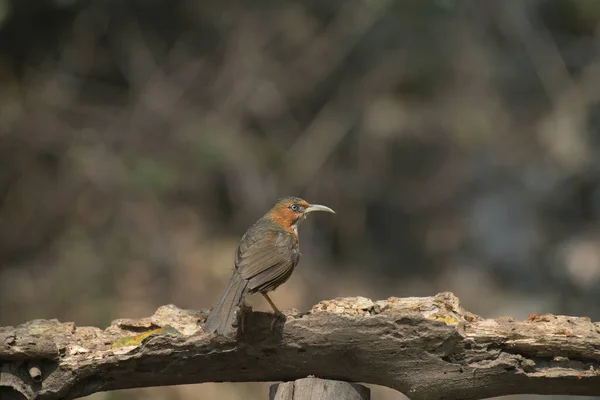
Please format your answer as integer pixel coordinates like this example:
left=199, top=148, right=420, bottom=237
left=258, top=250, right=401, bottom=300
left=1, top=292, right=599, bottom=400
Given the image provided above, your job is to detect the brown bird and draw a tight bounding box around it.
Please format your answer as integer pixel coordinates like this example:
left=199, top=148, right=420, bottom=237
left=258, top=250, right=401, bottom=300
left=204, top=197, right=335, bottom=335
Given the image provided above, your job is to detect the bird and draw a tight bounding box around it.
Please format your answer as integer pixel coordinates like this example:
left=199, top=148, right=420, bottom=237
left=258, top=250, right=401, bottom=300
left=204, top=196, right=335, bottom=336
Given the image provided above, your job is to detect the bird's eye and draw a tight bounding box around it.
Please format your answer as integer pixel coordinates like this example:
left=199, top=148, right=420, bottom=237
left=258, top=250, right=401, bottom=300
left=290, top=204, right=300, bottom=212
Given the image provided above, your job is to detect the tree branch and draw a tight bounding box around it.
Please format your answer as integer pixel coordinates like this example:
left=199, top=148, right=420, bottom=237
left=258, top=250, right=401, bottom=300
left=1, top=292, right=599, bottom=400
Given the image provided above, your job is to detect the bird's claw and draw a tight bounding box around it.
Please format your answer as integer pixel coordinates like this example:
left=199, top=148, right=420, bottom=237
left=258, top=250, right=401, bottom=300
left=270, top=311, right=285, bottom=332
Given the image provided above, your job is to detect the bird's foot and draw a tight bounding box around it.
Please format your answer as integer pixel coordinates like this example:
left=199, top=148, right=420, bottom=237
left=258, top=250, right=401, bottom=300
left=270, top=311, right=286, bottom=332
left=239, top=302, right=253, bottom=334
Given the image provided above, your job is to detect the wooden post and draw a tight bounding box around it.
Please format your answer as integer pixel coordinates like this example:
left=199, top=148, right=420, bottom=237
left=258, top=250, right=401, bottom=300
left=269, top=378, right=370, bottom=400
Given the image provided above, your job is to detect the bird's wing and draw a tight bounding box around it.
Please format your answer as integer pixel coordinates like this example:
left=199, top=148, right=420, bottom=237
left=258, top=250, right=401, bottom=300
left=235, top=228, right=299, bottom=293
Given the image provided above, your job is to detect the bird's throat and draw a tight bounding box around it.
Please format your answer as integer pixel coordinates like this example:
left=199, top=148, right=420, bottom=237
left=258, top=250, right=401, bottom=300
left=268, top=207, right=302, bottom=238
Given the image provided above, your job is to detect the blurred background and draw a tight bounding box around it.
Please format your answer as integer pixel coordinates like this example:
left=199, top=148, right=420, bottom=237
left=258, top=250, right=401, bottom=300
left=1, top=0, right=600, bottom=399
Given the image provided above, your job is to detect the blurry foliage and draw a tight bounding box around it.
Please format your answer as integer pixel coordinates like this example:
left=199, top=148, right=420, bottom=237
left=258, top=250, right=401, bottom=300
left=1, top=0, right=600, bottom=399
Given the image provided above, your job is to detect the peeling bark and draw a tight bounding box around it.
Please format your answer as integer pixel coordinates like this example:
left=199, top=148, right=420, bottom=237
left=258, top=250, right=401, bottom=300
left=1, top=292, right=599, bottom=400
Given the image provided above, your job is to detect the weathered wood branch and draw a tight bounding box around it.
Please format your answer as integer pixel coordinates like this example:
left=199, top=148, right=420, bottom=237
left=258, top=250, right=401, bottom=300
left=1, top=292, right=600, bottom=400
left=270, top=378, right=370, bottom=399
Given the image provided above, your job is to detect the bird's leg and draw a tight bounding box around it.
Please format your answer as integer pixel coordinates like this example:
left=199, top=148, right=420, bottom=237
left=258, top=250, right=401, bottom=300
left=261, top=292, right=281, bottom=314
left=239, top=301, right=252, bottom=335
left=261, top=292, right=283, bottom=332
left=240, top=304, right=246, bottom=334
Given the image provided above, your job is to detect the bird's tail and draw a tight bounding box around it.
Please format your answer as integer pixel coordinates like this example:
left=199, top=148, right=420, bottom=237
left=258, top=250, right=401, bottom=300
left=204, top=271, right=247, bottom=335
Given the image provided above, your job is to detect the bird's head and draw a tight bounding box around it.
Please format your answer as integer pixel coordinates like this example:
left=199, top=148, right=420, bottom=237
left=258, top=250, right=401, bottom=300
left=267, top=196, right=335, bottom=235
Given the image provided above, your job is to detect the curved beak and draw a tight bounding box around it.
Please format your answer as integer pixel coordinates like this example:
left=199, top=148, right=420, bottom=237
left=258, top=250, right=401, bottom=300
left=304, top=204, right=335, bottom=214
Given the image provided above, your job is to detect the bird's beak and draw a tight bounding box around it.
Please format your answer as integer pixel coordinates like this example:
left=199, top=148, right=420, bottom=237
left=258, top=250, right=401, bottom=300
left=304, top=204, right=335, bottom=214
